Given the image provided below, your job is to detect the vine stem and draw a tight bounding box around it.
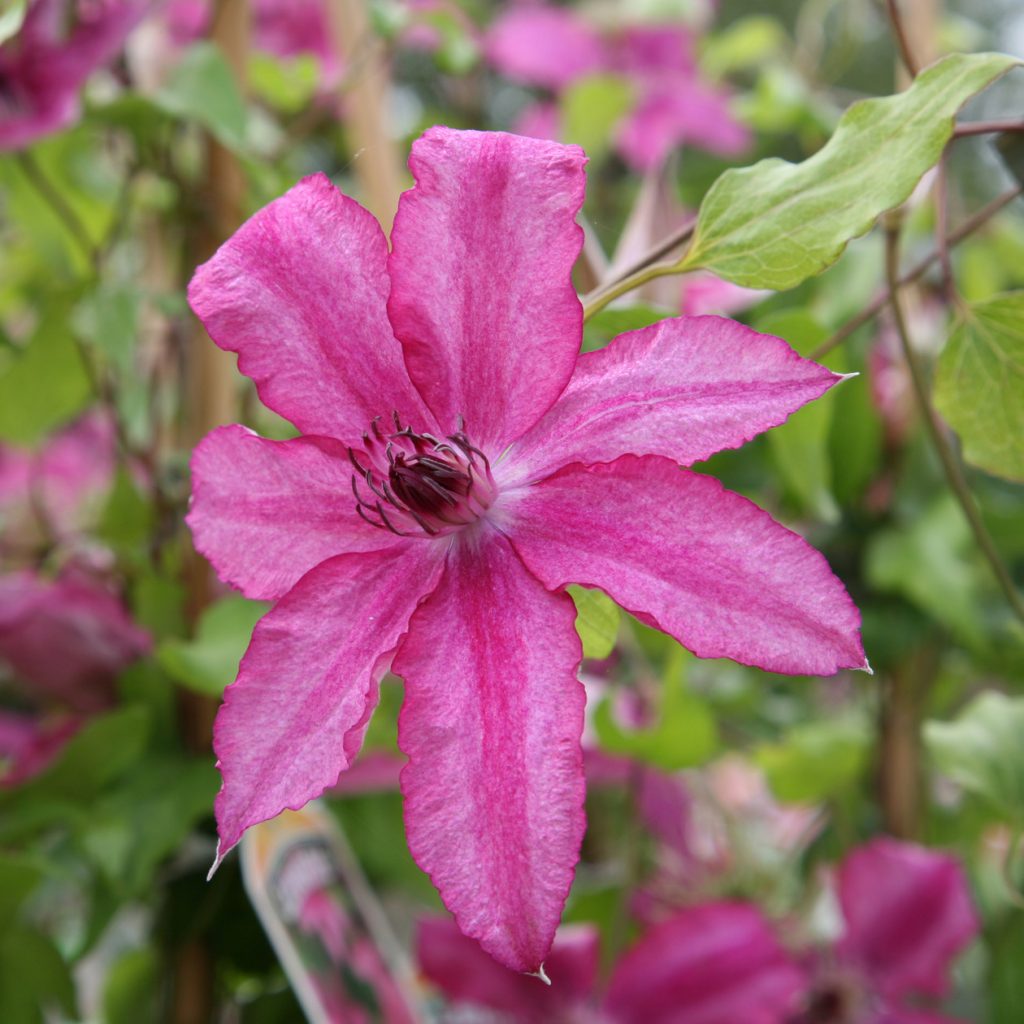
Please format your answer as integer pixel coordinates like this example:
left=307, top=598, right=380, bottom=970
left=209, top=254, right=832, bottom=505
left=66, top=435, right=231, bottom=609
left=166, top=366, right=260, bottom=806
left=583, top=259, right=687, bottom=323
left=884, top=215, right=1024, bottom=625
left=811, top=184, right=1023, bottom=360
left=885, top=0, right=920, bottom=77
left=15, top=150, right=96, bottom=267
left=954, top=118, right=1024, bottom=137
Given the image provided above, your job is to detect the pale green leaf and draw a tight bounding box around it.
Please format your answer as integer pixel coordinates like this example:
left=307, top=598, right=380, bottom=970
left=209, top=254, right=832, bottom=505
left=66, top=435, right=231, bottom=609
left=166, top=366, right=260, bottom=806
left=155, top=42, right=249, bottom=151
left=701, top=15, right=787, bottom=77
left=756, top=717, right=870, bottom=802
left=0, top=305, right=92, bottom=444
left=679, top=52, right=1018, bottom=288
left=925, top=691, right=1024, bottom=821
left=561, top=75, right=634, bottom=159
left=934, top=293, right=1024, bottom=482
left=864, top=495, right=986, bottom=647
left=595, top=651, right=717, bottom=771
left=158, top=596, right=268, bottom=695
left=569, top=586, right=620, bottom=660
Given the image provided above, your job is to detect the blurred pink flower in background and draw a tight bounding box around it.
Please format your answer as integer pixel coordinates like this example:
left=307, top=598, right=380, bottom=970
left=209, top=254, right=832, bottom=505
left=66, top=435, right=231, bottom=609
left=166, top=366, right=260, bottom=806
left=0, top=567, right=149, bottom=712
left=0, top=410, right=117, bottom=549
left=0, top=709, right=81, bottom=786
left=0, top=0, right=145, bottom=150
left=485, top=3, right=750, bottom=170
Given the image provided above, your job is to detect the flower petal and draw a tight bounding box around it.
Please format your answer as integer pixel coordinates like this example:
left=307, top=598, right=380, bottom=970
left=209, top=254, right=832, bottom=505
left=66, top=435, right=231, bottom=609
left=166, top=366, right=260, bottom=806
left=506, top=317, right=841, bottom=484
left=505, top=456, right=866, bottom=675
left=388, top=127, right=586, bottom=448
left=417, top=917, right=599, bottom=1020
left=394, top=530, right=585, bottom=972
left=485, top=7, right=605, bottom=90
left=187, top=425, right=396, bottom=601
left=837, top=838, right=979, bottom=1000
left=604, top=902, right=807, bottom=1024
left=188, top=174, right=432, bottom=443
left=212, top=542, right=445, bottom=861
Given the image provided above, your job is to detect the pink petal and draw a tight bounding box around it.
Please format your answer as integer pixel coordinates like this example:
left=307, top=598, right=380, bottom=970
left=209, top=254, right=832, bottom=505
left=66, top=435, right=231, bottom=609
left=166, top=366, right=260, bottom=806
left=604, top=902, right=807, bottom=1024
left=680, top=273, right=772, bottom=317
left=616, top=82, right=750, bottom=171
left=393, top=530, right=586, bottom=972
left=187, top=425, right=396, bottom=601
left=506, top=316, right=841, bottom=484
left=417, top=917, right=598, bottom=1020
left=485, top=7, right=605, bottom=90
left=0, top=570, right=149, bottom=712
left=188, top=174, right=433, bottom=444
left=505, top=456, right=866, bottom=676
left=0, top=711, right=81, bottom=787
left=837, top=838, right=979, bottom=1000
left=388, top=127, right=586, bottom=449
left=0, top=0, right=144, bottom=150
left=514, top=100, right=562, bottom=143
left=212, top=542, right=445, bottom=860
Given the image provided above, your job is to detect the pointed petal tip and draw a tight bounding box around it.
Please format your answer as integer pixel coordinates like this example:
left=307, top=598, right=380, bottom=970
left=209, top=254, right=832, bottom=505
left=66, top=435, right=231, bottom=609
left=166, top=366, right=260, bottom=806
left=857, top=657, right=874, bottom=676
left=836, top=370, right=861, bottom=383
left=207, top=843, right=229, bottom=881
left=531, top=963, right=552, bottom=986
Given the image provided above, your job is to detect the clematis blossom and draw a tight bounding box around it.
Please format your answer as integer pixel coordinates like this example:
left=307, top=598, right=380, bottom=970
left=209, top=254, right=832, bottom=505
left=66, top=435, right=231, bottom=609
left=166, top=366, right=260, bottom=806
left=0, top=0, right=145, bottom=151
left=188, top=126, right=866, bottom=971
left=485, top=6, right=749, bottom=170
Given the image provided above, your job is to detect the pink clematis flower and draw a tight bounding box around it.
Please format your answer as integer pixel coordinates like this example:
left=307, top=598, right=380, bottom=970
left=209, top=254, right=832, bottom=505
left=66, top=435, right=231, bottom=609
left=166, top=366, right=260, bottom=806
left=0, top=0, right=145, bottom=151
left=485, top=6, right=749, bottom=170
left=421, top=904, right=807, bottom=1024
left=0, top=568, right=149, bottom=712
left=187, top=127, right=865, bottom=971
left=797, top=838, right=979, bottom=1024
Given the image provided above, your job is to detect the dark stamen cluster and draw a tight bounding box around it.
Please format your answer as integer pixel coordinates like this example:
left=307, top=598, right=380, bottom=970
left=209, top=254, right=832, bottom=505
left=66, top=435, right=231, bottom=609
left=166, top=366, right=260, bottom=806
left=348, top=413, right=496, bottom=537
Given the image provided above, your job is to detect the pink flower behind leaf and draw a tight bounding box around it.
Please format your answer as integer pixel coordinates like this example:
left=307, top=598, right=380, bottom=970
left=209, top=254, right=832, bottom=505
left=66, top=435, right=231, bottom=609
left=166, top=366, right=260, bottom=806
left=0, top=709, right=81, bottom=785
left=605, top=902, right=807, bottom=1024
left=835, top=838, right=979, bottom=1007
left=486, top=6, right=749, bottom=170
left=0, top=569, right=149, bottom=712
left=0, top=0, right=145, bottom=151
left=418, top=916, right=599, bottom=1022
left=187, top=127, right=865, bottom=971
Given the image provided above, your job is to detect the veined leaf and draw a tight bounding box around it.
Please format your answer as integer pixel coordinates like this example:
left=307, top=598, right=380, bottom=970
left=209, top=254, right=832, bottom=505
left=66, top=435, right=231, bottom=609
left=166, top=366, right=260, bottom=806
left=678, top=52, right=1018, bottom=289
left=569, top=585, right=620, bottom=660
left=934, top=293, right=1024, bottom=482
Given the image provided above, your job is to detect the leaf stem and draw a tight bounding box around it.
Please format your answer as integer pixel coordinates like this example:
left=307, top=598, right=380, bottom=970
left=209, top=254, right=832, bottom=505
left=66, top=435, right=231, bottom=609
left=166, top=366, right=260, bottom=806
left=885, top=0, right=919, bottom=77
left=954, top=118, right=1024, bottom=138
left=811, top=184, right=1023, bottom=359
left=15, top=150, right=97, bottom=268
left=580, top=216, right=697, bottom=322
left=884, top=216, right=1024, bottom=625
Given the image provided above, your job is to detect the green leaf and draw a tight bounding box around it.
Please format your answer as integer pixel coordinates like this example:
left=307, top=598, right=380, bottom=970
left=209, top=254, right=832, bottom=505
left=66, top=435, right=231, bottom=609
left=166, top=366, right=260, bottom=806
left=155, top=42, right=249, bottom=151
left=104, top=948, right=160, bottom=1024
left=0, top=1, right=26, bottom=46
left=756, top=717, right=870, bottom=802
left=701, top=15, right=787, bottom=77
left=8, top=707, right=150, bottom=805
left=924, top=691, right=1024, bottom=822
left=679, top=52, right=1017, bottom=289
left=756, top=310, right=838, bottom=521
left=97, top=468, right=154, bottom=554
left=0, top=303, right=91, bottom=444
left=561, top=74, right=634, bottom=160
left=569, top=586, right=620, bottom=660
left=158, top=596, right=268, bottom=696
left=934, top=293, right=1024, bottom=482
left=249, top=52, right=319, bottom=114
left=864, top=495, right=986, bottom=647
left=0, top=855, right=45, bottom=932
left=0, top=926, right=76, bottom=1023
left=595, top=651, right=717, bottom=771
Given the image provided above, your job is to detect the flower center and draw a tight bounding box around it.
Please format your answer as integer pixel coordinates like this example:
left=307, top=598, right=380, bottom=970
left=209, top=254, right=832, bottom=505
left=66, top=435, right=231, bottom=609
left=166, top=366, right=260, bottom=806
left=348, top=414, right=497, bottom=538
